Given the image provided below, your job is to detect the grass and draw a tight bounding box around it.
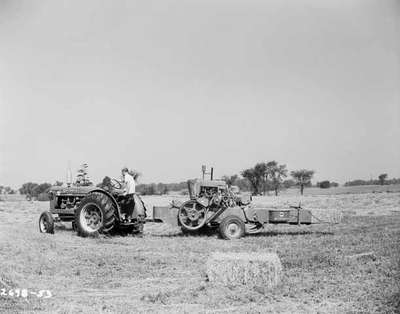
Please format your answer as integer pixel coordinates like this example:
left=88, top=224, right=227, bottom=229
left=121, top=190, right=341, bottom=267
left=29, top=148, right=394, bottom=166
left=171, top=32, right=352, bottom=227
left=0, top=190, right=399, bottom=313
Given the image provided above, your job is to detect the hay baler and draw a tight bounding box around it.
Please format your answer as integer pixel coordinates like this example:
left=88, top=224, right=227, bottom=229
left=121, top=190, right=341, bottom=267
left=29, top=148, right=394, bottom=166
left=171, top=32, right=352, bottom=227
left=152, top=180, right=312, bottom=239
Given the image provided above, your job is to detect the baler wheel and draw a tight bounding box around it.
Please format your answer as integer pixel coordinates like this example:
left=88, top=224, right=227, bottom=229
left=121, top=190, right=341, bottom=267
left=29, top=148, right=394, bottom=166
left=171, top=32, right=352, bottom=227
left=219, top=215, right=245, bottom=240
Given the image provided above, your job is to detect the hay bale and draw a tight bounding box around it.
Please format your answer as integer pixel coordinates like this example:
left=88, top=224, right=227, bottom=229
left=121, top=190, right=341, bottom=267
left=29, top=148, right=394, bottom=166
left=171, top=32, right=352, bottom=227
left=310, top=208, right=343, bottom=224
left=345, top=251, right=377, bottom=262
left=206, top=252, right=282, bottom=288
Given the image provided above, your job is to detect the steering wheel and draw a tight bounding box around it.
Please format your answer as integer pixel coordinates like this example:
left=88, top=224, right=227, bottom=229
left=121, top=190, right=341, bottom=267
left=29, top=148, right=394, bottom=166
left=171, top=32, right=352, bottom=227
left=110, top=178, right=123, bottom=190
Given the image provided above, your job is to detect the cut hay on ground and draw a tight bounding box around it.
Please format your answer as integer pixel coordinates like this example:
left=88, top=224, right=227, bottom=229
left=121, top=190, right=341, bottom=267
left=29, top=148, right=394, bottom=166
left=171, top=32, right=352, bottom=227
left=310, top=209, right=343, bottom=224
left=345, top=251, right=377, bottom=263
left=206, top=252, right=282, bottom=289
left=0, top=271, right=16, bottom=289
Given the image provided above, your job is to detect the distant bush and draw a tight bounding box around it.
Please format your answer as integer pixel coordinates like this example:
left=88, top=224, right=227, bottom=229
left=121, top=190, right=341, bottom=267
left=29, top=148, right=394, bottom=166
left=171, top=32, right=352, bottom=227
left=318, top=181, right=331, bottom=189
left=19, top=182, right=51, bottom=198
left=37, top=192, right=50, bottom=201
left=0, top=186, right=16, bottom=194
left=317, top=181, right=338, bottom=188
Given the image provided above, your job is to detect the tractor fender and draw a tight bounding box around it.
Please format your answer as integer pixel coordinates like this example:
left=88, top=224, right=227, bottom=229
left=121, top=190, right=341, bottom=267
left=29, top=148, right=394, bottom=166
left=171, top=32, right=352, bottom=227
left=87, top=189, right=122, bottom=220
left=212, top=206, right=247, bottom=224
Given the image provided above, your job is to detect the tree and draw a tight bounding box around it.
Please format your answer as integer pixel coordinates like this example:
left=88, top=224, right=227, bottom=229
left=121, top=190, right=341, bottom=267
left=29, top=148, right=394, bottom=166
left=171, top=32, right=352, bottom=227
left=222, top=174, right=239, bottom=187
left=3, top=186, right=15, bottom=194
left=290, top=169, right=315, bottom=195
left=241, top=169, right=258, bottom=194
left=241, top=162, right=268, bottom=195
left=76, top=163, right=93, bottom=186
left=234, top=177, right=251, bottom=192
left=378, top=173, right=388, bottom=185
left=266, top=161, right=288, bottom=196
left=282, top=179, right=295, bottom=189
left=33, top=183, right=52, bottom=196
left=19, top=182, right=51, bottom=197
left=19, top=182, right=39, bottom=196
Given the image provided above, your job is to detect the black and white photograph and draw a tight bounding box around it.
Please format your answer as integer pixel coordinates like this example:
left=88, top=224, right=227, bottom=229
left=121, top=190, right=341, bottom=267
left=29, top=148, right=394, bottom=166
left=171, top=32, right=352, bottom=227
left=0, top=0, right=399, bottom=313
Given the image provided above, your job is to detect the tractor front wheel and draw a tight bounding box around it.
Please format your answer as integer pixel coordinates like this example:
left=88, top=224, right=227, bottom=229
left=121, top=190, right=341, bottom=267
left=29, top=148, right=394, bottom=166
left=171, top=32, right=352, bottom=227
left=75, top=192, right=116, bottom=237
left=39, top=211, right=54, bottom=234
left=219, top=215, right=245, bottom=240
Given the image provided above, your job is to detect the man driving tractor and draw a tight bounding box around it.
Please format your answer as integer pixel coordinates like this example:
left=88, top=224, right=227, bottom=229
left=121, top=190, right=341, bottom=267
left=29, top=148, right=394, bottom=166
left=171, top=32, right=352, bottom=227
left=121, top=167, right=146, bottom=228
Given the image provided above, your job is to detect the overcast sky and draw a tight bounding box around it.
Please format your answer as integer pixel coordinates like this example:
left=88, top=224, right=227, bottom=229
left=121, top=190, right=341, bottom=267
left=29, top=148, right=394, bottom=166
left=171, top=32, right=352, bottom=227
left=0, top=0, right=399, bottom=188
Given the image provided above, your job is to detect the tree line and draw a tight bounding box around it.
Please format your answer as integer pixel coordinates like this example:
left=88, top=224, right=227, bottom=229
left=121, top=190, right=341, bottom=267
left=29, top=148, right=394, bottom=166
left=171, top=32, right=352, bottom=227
left=96, top=176, right=189, bottom=195
left=133, top=161, right=316, bottom=196
left=345, top=174, right=400, bottom=186
left=10, top=167, right=400, bottom=199
left=17, top=181, right=63, bottom=200
left=0, top=185, right=16, bottom=195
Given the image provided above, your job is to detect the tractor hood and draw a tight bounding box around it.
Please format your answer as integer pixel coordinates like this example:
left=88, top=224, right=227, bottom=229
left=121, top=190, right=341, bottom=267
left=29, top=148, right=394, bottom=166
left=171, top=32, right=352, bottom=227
left=49, top=185, right=95, bottom=195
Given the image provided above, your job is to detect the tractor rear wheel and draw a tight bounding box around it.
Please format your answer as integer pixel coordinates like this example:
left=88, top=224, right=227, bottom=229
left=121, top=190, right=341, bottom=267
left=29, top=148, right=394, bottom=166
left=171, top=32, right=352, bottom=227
left=219, top=215, right=245, bottom=240
left=75, top=192, right=116, bottom=237
left=39, top=211, right=54, bottom=234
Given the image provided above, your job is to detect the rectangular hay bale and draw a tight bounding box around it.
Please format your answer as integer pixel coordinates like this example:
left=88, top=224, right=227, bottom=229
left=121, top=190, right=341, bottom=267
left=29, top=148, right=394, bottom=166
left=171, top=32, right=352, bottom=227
left=206, top=252, right=282, bottom=289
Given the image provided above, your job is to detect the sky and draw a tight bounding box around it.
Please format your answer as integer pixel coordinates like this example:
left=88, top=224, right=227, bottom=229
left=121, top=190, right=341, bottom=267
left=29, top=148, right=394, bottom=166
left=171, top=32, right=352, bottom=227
left=0, top=0, right=399, bottom=188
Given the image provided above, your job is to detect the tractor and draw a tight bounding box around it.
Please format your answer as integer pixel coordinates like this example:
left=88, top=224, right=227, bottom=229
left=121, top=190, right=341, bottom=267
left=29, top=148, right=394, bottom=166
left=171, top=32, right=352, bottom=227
left=38, top=178, right=146, bottom=237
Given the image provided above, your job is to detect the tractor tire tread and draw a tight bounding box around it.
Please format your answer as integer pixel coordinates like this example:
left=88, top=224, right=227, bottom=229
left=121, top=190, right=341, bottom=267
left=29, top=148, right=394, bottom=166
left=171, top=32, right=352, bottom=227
left=75, top=193, right=116, bottom=237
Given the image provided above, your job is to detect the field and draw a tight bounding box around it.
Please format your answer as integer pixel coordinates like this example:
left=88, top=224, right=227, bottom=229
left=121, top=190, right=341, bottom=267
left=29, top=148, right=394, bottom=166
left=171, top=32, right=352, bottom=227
left=0, top=187, right=399, bottom=313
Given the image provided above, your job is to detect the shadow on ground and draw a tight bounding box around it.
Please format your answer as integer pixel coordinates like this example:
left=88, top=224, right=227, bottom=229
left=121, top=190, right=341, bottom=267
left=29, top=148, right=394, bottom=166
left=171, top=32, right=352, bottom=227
left=149, top=229, right=334, bottom=238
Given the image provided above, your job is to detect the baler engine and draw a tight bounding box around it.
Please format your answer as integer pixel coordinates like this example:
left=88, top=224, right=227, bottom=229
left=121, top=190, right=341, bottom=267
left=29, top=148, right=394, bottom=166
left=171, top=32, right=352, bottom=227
left=178, top=180, right=251, bottom=232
